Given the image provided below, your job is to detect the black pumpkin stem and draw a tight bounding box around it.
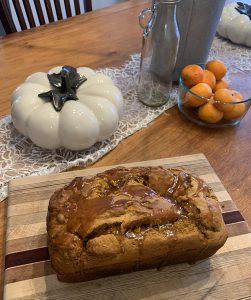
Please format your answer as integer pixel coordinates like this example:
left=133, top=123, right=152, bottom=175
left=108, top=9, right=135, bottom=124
left=235, top=2, right=251, bottom=19
left=38, top=65, right=87, bottom=112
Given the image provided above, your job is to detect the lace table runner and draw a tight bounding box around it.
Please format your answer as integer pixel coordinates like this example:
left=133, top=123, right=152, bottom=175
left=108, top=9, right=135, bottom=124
left=0, top=37, right=250, bottom=201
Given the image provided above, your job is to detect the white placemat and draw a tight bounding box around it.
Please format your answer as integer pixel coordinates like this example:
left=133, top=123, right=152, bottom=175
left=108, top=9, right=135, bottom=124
left=0, top=53, right=177, bottom=201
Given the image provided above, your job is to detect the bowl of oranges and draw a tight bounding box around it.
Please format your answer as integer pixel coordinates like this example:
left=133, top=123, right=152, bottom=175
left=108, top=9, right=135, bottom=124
left=178, top=59, right=251, bottom=127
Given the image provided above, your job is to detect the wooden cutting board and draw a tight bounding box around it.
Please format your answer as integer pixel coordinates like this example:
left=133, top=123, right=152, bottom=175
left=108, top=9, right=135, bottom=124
left=4, top=154, right=251, bottom=300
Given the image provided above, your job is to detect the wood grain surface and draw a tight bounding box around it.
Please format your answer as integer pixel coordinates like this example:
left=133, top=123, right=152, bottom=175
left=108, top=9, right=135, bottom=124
left=4, top=154, right=251, bottom=299
left=0, top=0, right=251, bottom=297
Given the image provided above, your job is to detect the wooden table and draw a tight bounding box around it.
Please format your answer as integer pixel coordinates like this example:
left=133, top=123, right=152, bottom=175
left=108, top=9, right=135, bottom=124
left=0, top=0, right=251, bottom=295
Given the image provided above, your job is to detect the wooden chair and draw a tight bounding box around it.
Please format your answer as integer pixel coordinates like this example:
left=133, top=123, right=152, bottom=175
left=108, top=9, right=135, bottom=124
left=0, top=0, right=93, bottom=34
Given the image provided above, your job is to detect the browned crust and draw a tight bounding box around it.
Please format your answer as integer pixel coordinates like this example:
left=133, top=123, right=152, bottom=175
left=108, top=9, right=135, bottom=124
left=47, top=166, right=228, bottom=282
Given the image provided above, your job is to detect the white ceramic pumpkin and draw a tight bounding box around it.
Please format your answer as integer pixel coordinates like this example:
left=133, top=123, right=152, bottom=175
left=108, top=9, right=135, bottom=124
left=11, top=66, right=123, bottom=151
left=217, top=2, right=251, bottom=47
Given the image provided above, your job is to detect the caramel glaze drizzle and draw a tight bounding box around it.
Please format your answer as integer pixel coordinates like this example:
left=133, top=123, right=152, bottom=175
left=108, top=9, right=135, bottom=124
left=63, top=168, right=204, bottom=258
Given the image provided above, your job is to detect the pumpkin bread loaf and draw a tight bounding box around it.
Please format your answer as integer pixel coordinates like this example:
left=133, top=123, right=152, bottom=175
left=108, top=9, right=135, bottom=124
left=47, top=167, right=228, bottom=282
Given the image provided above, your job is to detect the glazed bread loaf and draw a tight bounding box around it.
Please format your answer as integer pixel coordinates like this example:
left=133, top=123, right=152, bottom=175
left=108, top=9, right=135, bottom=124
left=47, top=167, right=228, bottom=282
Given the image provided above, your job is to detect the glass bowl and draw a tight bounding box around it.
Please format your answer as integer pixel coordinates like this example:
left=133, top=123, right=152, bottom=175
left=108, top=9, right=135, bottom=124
left=178, top=67, right=251, bottom=128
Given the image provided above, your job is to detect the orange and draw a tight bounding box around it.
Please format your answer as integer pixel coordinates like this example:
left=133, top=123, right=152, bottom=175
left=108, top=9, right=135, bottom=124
left=181, top=64, right=204, bottom=88
left=184, top=83, right=212, bottom=107
left=198, top=102, right=223, bottom=123
left=229, top=90, right=244, bottom=100
left=223, top=100, right=246, bottom=120
left=206, top=59, right=227, bottom=81
left=214, top=88, right=235, bottom=112
left=201, top=69, right=216, bottom=90
left=213, top=78, right=229, bottom=92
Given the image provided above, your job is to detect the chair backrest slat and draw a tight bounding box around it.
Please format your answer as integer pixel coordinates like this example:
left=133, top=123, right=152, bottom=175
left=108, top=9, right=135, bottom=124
left=12, top=0, right=27, bottom=30
left=34, top=1, right=46, bottom=25
left=22, top=0, right=36, bottom=28
left=64, top=0, right=72, bottom=18
left=0, top=0, right=16, bottom=33
left=44, top=0, right=54, bottom=23
left=54, top=0, right=63, bottom=20
left=74, top=0, right=81, bottom=15
left=0, top=1, right=93, bottom=34
left=85, top=0, right=92, bottom=12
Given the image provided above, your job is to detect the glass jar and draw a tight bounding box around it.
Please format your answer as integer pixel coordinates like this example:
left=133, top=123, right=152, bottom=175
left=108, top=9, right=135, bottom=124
left=138, top=0, right=181, bottom=107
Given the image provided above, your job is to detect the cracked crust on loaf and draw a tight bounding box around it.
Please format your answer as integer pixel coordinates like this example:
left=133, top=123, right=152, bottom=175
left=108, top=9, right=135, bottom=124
left=47, top=166, right=228, bottom=282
